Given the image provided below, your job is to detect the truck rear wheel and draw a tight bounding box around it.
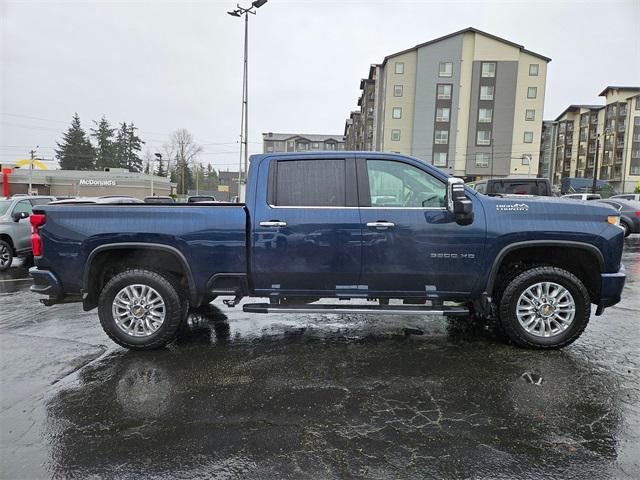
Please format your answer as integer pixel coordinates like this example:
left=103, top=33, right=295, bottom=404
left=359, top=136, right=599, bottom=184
left=98, top=268, right=184, bottom=350
left=497, top=266, right=590, bottom=349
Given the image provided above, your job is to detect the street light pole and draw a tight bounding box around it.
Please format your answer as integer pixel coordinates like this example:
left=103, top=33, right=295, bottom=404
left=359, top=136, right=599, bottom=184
left=228, top=0, right=268, bottom=202
left=592, top=128, right=611, bottom=194
left=152, top=153, right=162, bottom=196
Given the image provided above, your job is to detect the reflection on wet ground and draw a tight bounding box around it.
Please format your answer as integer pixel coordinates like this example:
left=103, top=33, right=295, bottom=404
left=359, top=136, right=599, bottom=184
left=1, top=238, right=639, bottom=479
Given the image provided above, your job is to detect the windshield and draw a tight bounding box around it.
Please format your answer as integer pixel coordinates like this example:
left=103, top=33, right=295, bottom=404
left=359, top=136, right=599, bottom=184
left=0, top=200, right=12, bottom=216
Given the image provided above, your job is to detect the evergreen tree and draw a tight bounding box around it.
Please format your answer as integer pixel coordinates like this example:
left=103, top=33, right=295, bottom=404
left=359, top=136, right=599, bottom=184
left=204, top=164, right=219, bottom=191
left=90, top=116, right=116, bottom=170
left=126, top=123, right=145, bottom=173
left=112, top=122, right=145, bottom=172
left=114, top=123, right=129, bottom=169
left=55, top=113, right=95, bottom=170
left=156, top=156, right=166, bottom=177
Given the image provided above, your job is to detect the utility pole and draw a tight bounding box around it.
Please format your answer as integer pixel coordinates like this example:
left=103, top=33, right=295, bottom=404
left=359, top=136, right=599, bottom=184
left=228, top=0, right=268, bottom=201
left=29, top=148, right=36, bottom=195
left=592, top=135, right=600, bottom=194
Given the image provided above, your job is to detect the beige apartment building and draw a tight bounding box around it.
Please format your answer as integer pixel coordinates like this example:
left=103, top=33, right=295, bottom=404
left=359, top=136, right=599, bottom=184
left=262, top=133, right=345, bottom=153
left=344, top=28, right=550, bottom=180
left=545, top=86, right=640, bottom=193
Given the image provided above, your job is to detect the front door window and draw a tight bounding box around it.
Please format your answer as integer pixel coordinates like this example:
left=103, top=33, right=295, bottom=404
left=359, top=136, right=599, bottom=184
left=366, top=159, right=445, bottom=208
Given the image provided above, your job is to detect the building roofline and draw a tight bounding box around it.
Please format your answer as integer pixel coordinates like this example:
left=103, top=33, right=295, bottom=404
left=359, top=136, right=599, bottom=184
left=598, top=86, right=640, bottom=96
left=381, top=27, right=551, bottom=65
left=553, top=104, right=604, bottom=121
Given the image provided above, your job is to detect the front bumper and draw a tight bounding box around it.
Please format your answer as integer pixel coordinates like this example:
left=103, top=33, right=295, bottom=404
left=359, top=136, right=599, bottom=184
left=30, top=267, right=62, bottom=297
left=597, top=265, right=626, bottom=314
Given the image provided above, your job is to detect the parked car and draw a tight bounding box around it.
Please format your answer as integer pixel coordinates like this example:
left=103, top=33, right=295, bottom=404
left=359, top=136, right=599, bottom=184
left=562, top=193, right=601, bottom=201
left=49, top=196, right=144, bottom=205
left=596, top=199, right=640, bottom=237
left=187, top=195, right=216, bottom=203
left=0, top=195, right=56, bottom=271
left=30, top=152, right=625, bottom=351
left=469, top=178, right=552, bottom=196
left=143, top=196, right=175, bottom=204
left=560, top=177, right=616, bottom=197
left=611, top=193, right=640, bottom=202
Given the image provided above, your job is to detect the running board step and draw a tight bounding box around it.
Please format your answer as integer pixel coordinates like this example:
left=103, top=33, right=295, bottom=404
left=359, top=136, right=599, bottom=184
left=242, top=303, right=469, bottom=316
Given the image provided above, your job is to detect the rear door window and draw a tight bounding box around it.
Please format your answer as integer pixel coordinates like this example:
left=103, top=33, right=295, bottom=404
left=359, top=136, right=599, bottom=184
left=270, top=159, right=347, bottom=207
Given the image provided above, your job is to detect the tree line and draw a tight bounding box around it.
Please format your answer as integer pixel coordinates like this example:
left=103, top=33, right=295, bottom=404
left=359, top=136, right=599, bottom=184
left=55, top=114, right=220, bottom=194
left=55, top=113, right=145, bottom=172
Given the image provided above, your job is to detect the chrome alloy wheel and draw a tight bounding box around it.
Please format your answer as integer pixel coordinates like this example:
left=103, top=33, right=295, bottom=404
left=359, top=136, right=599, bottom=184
left=112, top=284, right=166, bottom=337
left=0, top=244, right=10, bottom=267
left=516, top=282, right=576, bottom=338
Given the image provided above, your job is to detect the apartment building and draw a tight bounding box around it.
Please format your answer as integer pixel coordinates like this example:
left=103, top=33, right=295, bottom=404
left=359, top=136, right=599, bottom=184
left=343, top=27, right=550, bottom=180
left=538, top=121, right=556, bottom=180
left=262, top=133, right=345, bottom=153
left=542, top=87, right=640, bottom=192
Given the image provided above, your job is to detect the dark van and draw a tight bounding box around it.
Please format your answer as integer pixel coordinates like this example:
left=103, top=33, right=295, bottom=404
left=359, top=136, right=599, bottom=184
left=470, top=178, right=552, bottom=196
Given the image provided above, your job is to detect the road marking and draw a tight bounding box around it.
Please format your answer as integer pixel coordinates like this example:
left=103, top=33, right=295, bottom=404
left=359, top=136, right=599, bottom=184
left=0, top=278, right=30, bottom=283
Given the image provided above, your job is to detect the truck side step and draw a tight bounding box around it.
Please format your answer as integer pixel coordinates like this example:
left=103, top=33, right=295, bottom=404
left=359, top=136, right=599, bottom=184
left=242, top=303, right=469, bottom=316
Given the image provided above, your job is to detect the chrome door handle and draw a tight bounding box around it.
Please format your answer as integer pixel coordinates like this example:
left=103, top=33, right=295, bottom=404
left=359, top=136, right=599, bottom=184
left=260, top=220, right=287, bottom=227
left=366, top=221, right=395, bottom=229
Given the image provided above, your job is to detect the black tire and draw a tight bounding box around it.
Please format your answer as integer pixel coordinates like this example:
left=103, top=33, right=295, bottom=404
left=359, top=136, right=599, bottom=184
left=98, top=268, right=185, bottom=350
left=497, top=266, right=590, bottom=349
left=621, top=221, right=631, bottom=237
left=0, top=240, right=13, bottom=272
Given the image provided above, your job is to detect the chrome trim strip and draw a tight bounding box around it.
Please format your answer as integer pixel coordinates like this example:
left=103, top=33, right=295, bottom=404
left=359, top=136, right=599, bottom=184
left=249, top=307, right=467, bottom=315
left=266, top=204, right=447, bottom=211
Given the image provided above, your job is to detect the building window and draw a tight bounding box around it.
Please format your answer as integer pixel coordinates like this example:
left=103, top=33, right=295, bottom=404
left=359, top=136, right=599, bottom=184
left=529, top=64, right=539, bottom=76
left=392, top=107, right=402, bottom=119
left=478, top=108, right=492, bottom=123
left=267, top=146, right=274, bottom=152
left=433, top=152, right=447, bottom=167
left=477, top=130, right=491, bottom=145
left=393, top=85, right=403, bottom=97
left=312, top=143, right=319, bottom=149
left=480, top=85, right=494, bottom=100
left=527, top=87, right=537, bottom=99
left=437, top=84, right=452, bottom=100
left=391, top=129, right=401, bottom=141
left=522, top=154, right=531, bottom=165
left=525, top=109, right=535, bottom=121
left=435, top=130, right=449, bottom=144
left=436, top=107, right=450, bottom=122
left=524, top=131, right=534, bottom=143
left=439, top=62, right=453, bottom=77
left=475, top=152, right=490, bottom=167
left=481, top=62, right=496, bottom=78
left=395, top=62, right=404, bottom=74
left=636, top=97, right=640, bottom=110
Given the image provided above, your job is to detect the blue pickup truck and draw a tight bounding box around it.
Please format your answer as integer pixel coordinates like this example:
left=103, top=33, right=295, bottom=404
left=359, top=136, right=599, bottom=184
left=29, top=152, right=626, bottom=350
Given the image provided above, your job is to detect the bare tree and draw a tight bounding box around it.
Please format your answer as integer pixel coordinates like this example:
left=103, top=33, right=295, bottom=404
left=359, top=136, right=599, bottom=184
left=164, top=129, right=203, bottom=194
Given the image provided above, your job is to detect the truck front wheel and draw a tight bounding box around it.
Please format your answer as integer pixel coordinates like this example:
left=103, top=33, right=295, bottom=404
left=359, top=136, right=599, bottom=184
left=98, top=268, right=184, bottom=350
left=0, top=240, right=13, bottom=272
left=497, top=266, right=590, bottom=349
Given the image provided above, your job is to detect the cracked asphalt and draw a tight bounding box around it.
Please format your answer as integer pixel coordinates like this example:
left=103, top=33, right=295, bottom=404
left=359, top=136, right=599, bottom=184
left=1, top=238, right=639, bottom=479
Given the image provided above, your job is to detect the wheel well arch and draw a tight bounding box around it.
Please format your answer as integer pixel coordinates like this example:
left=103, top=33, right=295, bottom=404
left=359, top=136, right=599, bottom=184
left=82, top=243, right=198, bottom=310
left=0, top=234, right=15, bottom=250
left=487, top=241, right=604, bottom=302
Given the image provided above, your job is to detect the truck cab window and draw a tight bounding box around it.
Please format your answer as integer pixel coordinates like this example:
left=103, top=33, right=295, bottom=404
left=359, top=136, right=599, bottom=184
left=272, top=159, right=346, bottom=207
left=367, top=160, right=445, bottom=208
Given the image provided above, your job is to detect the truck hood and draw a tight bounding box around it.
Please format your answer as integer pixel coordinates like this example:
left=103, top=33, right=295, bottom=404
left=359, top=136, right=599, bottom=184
left=479, top=194, right=618, bottom=219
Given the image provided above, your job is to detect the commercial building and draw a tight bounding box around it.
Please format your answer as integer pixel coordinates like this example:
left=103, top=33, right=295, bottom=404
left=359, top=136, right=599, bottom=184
left=217, top=170, right=241, bottom=202
left=541, top=86, right=640, bottom=192
left=262, top=133, right=346, bottom=153
left=0, top=166, right=172, bottom=198
left=343, top=27, right=550, bottom=180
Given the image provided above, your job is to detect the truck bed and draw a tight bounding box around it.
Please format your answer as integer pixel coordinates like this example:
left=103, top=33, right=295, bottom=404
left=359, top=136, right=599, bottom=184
left=33, top=203, right=248, bottom=301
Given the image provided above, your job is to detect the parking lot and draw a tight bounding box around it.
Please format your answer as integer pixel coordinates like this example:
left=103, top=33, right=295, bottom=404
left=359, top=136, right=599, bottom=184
left=0, top=238, right=638, bottom=479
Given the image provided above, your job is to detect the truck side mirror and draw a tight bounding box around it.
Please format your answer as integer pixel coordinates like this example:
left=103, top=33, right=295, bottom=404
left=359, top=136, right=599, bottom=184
left=12, top=211, right=30, bottom=222
left=446, top=177, right=474, bottom=225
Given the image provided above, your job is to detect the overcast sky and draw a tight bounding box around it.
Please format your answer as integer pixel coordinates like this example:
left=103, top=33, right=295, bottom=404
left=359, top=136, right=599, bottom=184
left=1, top=0, right=639, bottom=171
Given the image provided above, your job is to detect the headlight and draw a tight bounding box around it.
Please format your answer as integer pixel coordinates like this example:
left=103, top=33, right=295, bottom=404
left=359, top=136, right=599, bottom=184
left=607, top=215, right=620, bottom=226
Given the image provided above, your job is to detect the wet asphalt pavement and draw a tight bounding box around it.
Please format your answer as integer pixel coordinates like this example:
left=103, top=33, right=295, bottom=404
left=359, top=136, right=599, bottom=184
left=1, top=240, right=639, bottom=479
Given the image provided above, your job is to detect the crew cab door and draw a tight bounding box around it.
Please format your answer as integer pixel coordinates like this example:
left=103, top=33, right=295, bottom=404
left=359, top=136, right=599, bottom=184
left=11, top=199, right=34, bottom=252
left=357, top=156, right=485, bottom=297
left=251, top=155, right=362, bottom=296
